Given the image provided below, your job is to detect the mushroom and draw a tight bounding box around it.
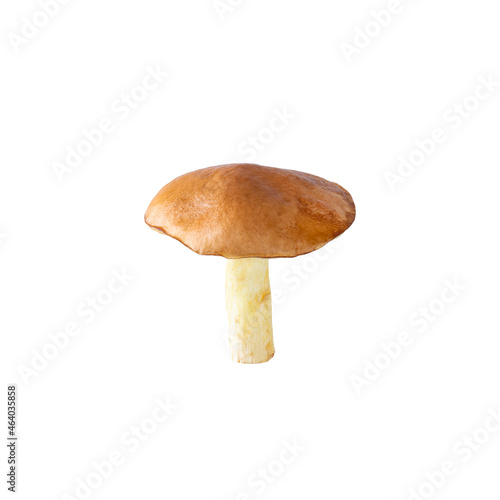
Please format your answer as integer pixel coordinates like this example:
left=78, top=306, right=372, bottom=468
left=145, top=163, right=355, bottom=364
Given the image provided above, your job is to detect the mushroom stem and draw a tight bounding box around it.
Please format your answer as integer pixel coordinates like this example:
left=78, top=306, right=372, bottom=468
left=225, top=258, right=275, bottom=363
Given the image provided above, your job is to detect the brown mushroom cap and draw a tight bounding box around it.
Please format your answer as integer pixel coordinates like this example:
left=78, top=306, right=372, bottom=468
left=145, top=163, right=355, bottom=259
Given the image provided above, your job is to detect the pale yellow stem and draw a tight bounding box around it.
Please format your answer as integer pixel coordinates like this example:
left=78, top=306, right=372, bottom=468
left=225, top=258, right=275, bottom=364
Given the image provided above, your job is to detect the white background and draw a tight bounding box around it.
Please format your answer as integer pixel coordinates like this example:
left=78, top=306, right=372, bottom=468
left=1, top=0, right=500, bottom=499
